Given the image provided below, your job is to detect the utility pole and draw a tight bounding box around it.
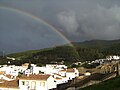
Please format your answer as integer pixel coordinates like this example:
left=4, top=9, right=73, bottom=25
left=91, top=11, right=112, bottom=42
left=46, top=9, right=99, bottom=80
left=118, top=62, right=120, bottom=76
left=2, top=51, right=5, bottom=58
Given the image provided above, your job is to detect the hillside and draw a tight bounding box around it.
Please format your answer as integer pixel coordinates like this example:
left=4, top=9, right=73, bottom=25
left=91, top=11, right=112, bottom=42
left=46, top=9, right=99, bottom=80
left=79, top=76, right=120, bottom=90
left=74, top=39, right=120, bottom=61
left=6, top=45, right=79, bottom=66
left=0, top=39, right=120, bottom=66
left=73, top=39, right=120, bottom=48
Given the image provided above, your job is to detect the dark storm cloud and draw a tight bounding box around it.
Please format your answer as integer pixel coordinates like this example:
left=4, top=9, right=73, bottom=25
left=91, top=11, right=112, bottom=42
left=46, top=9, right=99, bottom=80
left=0, top=8, right=68, bottom=53
left=0, top=0, right=120, bottom=53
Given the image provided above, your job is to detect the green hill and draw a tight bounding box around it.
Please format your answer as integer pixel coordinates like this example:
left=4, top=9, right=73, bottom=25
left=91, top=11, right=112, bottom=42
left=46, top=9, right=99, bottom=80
left=79, top=76, right=120, bottom=90
left=73, top=39, right=120, bottom=61
left=0, top=39, right=120, bottom=66
left=8, top=50, right=41, bottom=58
left=5, top=45, right=79, bottom=66
left=73, top=39, right=120, bottom=48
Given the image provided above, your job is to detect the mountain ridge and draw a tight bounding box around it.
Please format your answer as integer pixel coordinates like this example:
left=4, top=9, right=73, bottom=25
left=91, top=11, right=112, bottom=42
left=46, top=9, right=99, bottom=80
left=0, top=39, right=120, bottom=65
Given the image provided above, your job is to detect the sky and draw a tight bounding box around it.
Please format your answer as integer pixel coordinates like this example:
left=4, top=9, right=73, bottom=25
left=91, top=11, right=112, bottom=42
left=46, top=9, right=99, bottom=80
left=0, top=0, right=120, bottom=53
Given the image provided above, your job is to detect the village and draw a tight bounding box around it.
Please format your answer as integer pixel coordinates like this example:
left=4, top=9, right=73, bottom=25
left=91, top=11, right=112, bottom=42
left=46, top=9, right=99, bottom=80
left=0, top=61, right=79, bottom=90
left=0, top=55, right=119, bottom=90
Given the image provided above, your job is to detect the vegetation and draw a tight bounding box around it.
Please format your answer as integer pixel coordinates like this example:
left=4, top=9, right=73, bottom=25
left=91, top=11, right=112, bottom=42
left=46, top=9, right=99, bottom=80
left=0, top=45, right=79, bottom=66
left=79, top=76, right=120, bottom=90
left=0, top=39, right=120, bottom=66
left=81, top=63, right=100, bottom=69
left=74, top=39, right=120, bottom=61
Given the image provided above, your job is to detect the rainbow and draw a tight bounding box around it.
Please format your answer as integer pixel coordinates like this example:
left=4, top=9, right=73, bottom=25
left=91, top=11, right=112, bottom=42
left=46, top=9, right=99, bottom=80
left=0, top=5, right=73, bottom=46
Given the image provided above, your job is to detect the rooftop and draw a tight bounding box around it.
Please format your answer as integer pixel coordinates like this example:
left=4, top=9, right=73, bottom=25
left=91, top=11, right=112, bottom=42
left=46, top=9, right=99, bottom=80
left=20, top=74, right=51, bottom=80
left=0, top=79, right=19, bottom=88
left=66, top=69, right=75, bottom=72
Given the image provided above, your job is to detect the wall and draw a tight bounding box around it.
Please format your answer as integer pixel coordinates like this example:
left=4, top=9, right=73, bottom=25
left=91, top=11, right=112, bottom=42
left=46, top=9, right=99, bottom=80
left=47, top=76, right=56, bottom=89
left=66, top=73, right=75, bottom=80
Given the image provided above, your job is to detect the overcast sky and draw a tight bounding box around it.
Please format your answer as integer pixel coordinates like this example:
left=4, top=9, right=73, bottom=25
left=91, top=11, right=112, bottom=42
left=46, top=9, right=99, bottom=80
left=0, top=0, right=120, bottom=53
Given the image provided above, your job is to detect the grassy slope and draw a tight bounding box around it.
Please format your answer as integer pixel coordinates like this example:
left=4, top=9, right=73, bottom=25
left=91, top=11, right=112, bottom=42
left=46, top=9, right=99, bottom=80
left=7, top=48, right=52, bottom=58
left=5, top=45, right=79, bottom=65
left=79, top=76, right=120, bottom=90
left=8, top=39, right=120, bottom=58
left=4, top=39, right=120, bottom=65
left=8, top=50, right=40, bottom=58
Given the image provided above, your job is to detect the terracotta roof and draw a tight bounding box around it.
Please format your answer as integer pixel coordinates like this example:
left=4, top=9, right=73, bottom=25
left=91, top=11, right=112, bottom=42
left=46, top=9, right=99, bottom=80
left=54, top=73, right=62, bottom=76
left=55, top=77, right=62, bottom=80
left=20, top=74, right=51, bottom=80
left=0, top=79, right=19, bottom=88
left=0, top=71, right=5, bottom=75
left=5, top=74, right=13, bottom=79
left=66, top=69, right=75, bottom=72
left=0, top=79, right=7, bottom=83
left=59, top=69, right=66, bottom=72
left=62, top=76, right=66, bottom=78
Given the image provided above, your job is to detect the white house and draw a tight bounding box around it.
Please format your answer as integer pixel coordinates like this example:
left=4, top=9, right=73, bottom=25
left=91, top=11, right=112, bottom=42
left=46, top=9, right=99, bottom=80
left=0, top=73, right=57, bottom=90
left=84, top=72, right=91, bottom=76
left=6, top=56, right=15, bottom=60
left=53, top=73, right=68, bottom=85
left=0, top=74, right=14, bottom=81
left=32, top=66, right=43, bottom=74
left=19, top=74, right=56, bottom=90
left=66, top=69, right=76, bottom=80
left=0, top=65, right=25, bottom=77
left=106, top=55, right=120, bottom=60
left=74, top=68, right=79, bottom=77
left=46, top=64, right=67, bottom=69
left=24, top=69, right=32, bottom=75
left=58, top=69, right=66, bottom=77
left=0, top=66, right=18, bottom=76
left=54, top=77, right=63, bottom=85
left=58, top=68, right=79, bottom=81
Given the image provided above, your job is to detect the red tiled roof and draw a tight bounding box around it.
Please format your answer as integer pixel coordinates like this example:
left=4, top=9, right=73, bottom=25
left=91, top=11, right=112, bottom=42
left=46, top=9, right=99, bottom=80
left=55, top=77, right=62, bottom=80
left=0, top=79, right=19, bottom=88
left=0, top=79, right=7, bottom=83
left=66, top=69, right=75, bottom=72
left=20, top=74, right=51, bottom=80
left=0, top=71, right=5, bottom=75
left=59, top=69, right=66, bottom=72
left=54, top=73, right=62, bottom=76
left=5, top=74, right=13, bottom=79
left=62, top=76, right=66, bottom=78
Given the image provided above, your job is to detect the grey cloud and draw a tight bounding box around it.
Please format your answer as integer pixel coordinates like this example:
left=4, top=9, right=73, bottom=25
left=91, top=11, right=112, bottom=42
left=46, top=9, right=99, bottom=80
left=1, top=0, right=120, bottom=53
left=57, top=11, right=79, bottom=35
left=77, top=5, right=120, bottom=40
left=1, top=0, right=120, bottom=41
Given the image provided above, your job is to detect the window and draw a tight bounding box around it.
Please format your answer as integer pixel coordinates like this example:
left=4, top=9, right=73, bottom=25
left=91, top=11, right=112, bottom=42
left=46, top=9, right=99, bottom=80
left=54, top=80, right=56, bottom=82
left=22, top=81, right=25, bottom=85
left=25, top=81, right=29, bottom=86
left=31, top=81, right=36, bottom=89
left=40, top=82, right=45, bottom=87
